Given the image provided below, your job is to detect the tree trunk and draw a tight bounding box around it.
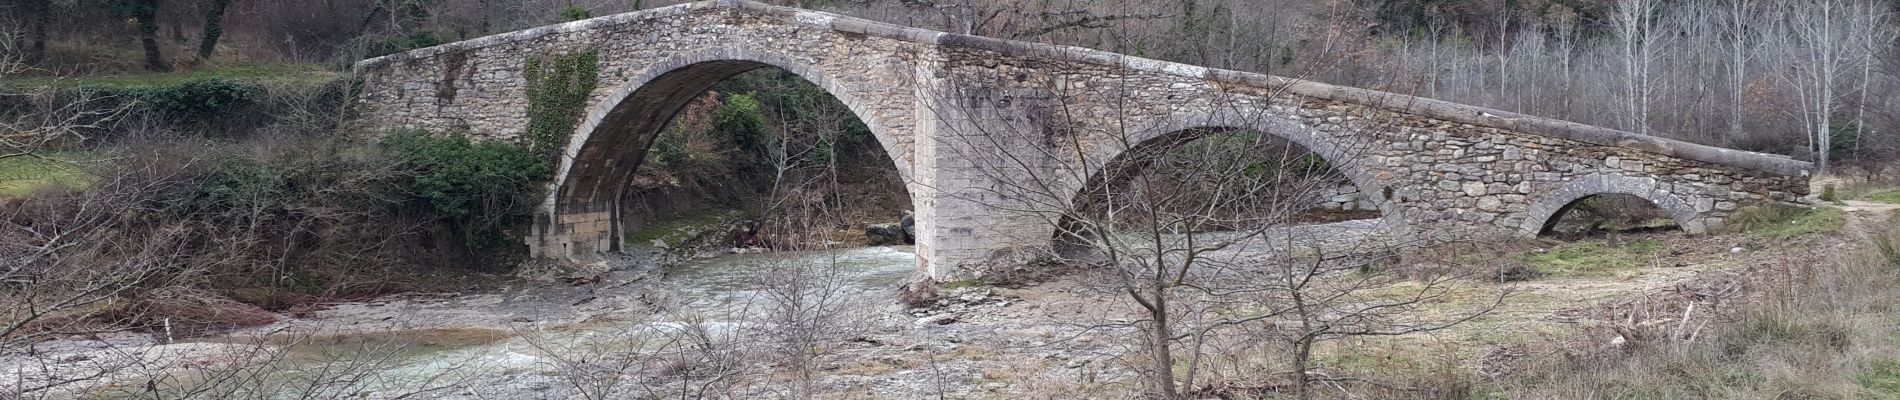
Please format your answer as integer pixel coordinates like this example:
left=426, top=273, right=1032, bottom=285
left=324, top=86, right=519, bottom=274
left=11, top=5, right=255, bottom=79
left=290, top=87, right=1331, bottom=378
left=197, top=0, right=234, bottom=60
left=1146, top=291, right=1178, bottom=399
left=135, top=0, right=169, bottom=72
left=1290, top=288, right=1314, bottom=400
left=24, top=0, right=49, bottom=64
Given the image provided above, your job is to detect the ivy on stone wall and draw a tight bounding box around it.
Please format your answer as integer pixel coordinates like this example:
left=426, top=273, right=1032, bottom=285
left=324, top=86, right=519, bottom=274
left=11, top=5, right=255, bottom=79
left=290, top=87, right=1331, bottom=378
left=523, top=50, right=600, bottom=165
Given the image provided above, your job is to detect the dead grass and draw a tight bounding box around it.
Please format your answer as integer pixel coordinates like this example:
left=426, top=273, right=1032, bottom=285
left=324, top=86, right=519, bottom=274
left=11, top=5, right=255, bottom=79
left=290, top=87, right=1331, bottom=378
left=1493, top=216, right=1900, bottom=399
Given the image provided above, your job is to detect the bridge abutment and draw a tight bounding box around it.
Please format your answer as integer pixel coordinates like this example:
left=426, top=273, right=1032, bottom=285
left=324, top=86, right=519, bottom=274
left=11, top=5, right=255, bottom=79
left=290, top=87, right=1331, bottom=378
left=528, top=201, right=619, bottom=259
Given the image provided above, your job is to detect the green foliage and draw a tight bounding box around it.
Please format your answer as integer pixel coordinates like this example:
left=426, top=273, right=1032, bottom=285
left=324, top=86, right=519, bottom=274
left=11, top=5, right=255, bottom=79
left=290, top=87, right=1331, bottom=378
left=523, top=51, right=600, bottom=163
left=162, top=155, right=291, bottom=215
left=131, top=77, right=264, bottom=131
left=559, top=4, right=591, bottom=21
left=1821, top=184, right=1839, bottom=202
left=715, top=92, right=769, bottom=156
left=649, top=131, right=689, bottom=167
left=379, top=130, right=549, bottom=250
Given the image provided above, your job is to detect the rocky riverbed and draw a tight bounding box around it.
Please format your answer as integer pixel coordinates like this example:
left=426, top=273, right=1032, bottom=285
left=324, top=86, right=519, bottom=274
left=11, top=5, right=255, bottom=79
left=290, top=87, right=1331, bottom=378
left=0, top=218, right=1609, bottom=398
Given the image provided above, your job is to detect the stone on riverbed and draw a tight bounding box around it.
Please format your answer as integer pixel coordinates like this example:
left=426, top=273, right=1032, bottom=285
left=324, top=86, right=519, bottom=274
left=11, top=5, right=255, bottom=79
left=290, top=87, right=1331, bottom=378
left=867, top=223, right=908, bottom=245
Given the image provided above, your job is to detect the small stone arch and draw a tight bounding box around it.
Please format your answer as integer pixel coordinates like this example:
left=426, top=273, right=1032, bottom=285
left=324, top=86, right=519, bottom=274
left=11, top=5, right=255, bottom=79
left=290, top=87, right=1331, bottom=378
left=544, top=47, right=914, bottom=215
left=1073, top=112, right=1406, bottom=234
left=1518, top=174, right=1706, bottom=236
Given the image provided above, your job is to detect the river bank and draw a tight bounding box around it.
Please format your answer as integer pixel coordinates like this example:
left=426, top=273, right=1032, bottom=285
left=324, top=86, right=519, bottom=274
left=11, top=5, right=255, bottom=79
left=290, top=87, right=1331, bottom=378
left=6, top=208, right=1891, bottom=398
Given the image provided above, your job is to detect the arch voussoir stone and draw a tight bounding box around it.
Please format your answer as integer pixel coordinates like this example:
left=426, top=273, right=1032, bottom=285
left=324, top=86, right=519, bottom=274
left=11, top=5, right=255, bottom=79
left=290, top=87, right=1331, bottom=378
left=354, top=0, right=1812, bottom=281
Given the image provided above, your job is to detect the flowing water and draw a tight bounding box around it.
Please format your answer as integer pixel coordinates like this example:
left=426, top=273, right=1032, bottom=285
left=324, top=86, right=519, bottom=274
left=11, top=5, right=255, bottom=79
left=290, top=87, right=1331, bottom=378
left=138, top=246, right=922, bottom=398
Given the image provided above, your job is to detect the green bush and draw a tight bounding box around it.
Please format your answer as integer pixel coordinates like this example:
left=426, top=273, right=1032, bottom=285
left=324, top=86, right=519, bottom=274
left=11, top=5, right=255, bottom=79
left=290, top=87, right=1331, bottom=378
left=132, top=77, right=265, bottom=134
left=716, top=93, right=769, bottom=157
left=379, top=130, right=548, bottom=250
left=160, top=155, right=290, bottom=216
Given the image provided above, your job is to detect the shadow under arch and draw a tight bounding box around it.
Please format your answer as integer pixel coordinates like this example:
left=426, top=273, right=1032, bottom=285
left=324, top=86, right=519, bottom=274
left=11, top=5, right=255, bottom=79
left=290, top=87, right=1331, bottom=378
left=544, top=48, right=915, bottom=250
left=1052, top=113, right=1405, bottom=256
left=1517, top=174, right=1706, bottom=236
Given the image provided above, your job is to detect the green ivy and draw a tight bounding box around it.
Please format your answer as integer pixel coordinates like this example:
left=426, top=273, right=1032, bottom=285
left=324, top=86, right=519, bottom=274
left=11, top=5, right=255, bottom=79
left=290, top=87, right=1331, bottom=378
left=523, top=50, right=600, bottom=164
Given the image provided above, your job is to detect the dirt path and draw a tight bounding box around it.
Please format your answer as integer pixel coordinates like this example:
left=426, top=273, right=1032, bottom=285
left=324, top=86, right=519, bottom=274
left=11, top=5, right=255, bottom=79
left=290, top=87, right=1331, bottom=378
left=1840, top=200, right=1900, bottom=236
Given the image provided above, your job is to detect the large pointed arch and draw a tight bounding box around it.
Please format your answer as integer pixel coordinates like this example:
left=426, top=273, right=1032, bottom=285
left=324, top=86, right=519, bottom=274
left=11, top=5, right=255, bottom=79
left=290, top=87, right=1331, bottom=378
left=543, top=47, right=916, bottom=249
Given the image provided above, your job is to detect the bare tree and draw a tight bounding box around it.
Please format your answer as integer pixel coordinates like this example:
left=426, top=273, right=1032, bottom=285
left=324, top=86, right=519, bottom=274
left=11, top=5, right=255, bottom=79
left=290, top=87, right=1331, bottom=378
left=1612, top=0, right=1671, bottom=136
left=1847, top=2, right=1895, bottom=158
left=922, top=53, right=1504, bottom=397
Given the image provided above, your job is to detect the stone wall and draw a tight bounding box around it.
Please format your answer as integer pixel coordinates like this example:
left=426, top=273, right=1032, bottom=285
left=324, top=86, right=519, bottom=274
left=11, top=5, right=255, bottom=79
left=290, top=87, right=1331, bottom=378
left=354, top=0, right=1813, bottom=280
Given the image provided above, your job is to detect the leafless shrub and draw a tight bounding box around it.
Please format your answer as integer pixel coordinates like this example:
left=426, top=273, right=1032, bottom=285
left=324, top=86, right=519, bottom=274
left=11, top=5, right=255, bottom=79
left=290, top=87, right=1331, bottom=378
left=518, top=311, right=757, bottom=400
left=1, top=157, right=203, bottom=351
left=750, top=255, right=874, bottom=397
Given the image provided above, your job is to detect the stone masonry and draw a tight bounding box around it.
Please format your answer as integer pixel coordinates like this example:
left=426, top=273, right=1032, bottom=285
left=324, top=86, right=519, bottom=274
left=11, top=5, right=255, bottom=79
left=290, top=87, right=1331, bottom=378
left=353, top=0, right=1813, bottom=280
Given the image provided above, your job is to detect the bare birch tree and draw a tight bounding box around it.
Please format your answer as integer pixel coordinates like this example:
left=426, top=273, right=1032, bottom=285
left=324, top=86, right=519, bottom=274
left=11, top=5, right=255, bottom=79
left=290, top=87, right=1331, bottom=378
left=1613, top=0, right=1671, bottom=136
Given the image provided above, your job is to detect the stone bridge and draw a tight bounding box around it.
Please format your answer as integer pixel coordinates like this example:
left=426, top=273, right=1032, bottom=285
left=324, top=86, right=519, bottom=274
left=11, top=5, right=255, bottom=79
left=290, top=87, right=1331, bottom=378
left=352, top=0, right=1812, bottom=279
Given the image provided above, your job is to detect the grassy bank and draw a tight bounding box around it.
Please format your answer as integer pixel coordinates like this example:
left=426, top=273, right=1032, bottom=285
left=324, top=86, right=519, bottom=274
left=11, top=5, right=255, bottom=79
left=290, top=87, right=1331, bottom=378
left=0, top=154, right=92, bottom=196
left=1495, top=212, right=1900, bottom=398
left=0, top=62, right=339, bottom=90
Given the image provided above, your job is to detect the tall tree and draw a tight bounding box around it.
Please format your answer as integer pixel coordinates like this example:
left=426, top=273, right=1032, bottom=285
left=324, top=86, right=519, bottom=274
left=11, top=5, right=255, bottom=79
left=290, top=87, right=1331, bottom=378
left=1848, top=1, right=1894, bottom=158
left=197, top=0, right=235, bottom=60
left=1778, top=0, right=1859, bottom=172
left=106, top=0, right=170, bottom=72
left=1612, top=0, right=1668, bottom=135
left=18, top=0, right=50, bottom=65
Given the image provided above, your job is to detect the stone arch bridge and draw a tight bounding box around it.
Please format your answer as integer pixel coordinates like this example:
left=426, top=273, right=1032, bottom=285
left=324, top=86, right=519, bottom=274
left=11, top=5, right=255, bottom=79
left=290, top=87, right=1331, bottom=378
left=353, top=0, right=1812, bottom=280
